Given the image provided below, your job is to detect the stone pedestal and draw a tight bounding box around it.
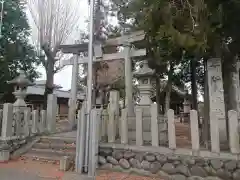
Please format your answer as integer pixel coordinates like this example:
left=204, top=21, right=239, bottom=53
left=0, top=142, right=10, bottom=162
left=60, top=156, right=71, bottom=171
left=0, top=150, right=10, bottom=162
left=183, top=98, right=191, bottom=123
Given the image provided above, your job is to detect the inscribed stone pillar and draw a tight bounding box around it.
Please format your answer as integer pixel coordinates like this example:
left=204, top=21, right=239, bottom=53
left=1, top=103, right=13, bottom=139
left=123, top=42, right=134, bottom=116
left=207, top=58, right=227, bottom=142
left=109, top=90, right=120, bottom=136
left=109, top=90, right=120, bottom=113
left=47, top=94, right=57, bottom=132
left=68, top=56, right=79, bottom=129
left=237, top=62, right=240, bottom=117
left=31, top=110, right=39, bottom=135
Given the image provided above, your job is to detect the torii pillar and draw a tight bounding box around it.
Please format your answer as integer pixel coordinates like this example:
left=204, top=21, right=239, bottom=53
left=68, top=56, right=79, bottom=129
left=123, top=42, right=135, bottom=116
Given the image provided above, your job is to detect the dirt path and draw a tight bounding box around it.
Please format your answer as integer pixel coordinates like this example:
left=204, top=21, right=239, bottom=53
left=0, top=158, right=164, bottom=180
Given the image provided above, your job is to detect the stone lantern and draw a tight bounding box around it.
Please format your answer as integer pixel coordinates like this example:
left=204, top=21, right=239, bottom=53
left=134, top=60, right=154, bottom=106
left=7, top=70, right=34, bottom=109
left=133, top=60, right=155, bottom=117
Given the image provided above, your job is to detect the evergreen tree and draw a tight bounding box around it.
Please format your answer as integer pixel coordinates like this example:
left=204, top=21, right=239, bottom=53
left=0, top=0, right=40, bottom=100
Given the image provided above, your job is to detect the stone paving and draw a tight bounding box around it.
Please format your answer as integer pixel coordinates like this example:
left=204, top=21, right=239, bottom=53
left=0, top=158, right=163, bottom=180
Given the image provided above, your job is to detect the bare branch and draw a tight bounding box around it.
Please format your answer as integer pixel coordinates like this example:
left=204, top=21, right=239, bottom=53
left=27, top=0, right=82, bottom=70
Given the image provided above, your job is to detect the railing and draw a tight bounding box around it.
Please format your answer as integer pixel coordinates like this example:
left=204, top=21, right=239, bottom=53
left=0, top=103, right=47, bottom=141
left=96, top=103, right=240, bottom=157
left=0, top=94, right=57, bottom=142
left=76, top=102, right=240, bottom=179
left=99, top=104, right=168, bottom=145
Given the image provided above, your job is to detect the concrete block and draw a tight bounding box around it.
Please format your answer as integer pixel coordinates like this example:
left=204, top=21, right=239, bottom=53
left=60, top=156, right=71, bottom=171
left=0, top=150, right=10, bottom=162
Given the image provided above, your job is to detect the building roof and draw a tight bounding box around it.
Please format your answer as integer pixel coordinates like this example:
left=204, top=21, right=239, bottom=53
left=34, top=80, right=62, bottom=89
left=27, top=82, right=85, bottom=100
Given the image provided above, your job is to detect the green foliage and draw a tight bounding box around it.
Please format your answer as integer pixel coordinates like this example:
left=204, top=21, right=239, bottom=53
left=0, top=0, right=40, bottom=95
left=110, top=0, right=240, bottom=93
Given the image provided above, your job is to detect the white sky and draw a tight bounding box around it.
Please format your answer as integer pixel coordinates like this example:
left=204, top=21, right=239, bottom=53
left=26, top=0, right=89, bottom=90
left=26, top=0, right=118, bottom=90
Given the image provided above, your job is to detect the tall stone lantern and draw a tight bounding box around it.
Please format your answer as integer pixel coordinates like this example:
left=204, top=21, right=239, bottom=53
left=7, top=70, right=34, bottom=110
left=133, top=60, right=154, bottom=116
left=134, top=60, right=154, bottom=105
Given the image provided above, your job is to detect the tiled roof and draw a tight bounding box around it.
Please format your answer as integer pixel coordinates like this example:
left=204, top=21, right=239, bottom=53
left=26, top=86, right=85, bottom=100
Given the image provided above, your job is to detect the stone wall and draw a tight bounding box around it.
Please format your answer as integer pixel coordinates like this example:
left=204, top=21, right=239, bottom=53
left=98, top=147, right=240, bottom=180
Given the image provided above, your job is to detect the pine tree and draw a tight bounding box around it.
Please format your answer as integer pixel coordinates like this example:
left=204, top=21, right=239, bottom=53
left=0, top=0, right=40, bottom=100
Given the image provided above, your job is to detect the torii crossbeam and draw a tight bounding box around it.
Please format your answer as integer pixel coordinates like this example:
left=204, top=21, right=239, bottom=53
left=60, top=31, right=146, bottom=129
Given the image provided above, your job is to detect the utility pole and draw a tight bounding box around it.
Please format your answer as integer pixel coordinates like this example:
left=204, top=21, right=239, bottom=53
left=85, top=0, right=95, bottom=176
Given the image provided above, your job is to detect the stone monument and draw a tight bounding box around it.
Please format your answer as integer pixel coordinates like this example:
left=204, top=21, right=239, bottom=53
left=207, top=58, right=227, bottom=143
left=0, top=71, right=34, bottom=162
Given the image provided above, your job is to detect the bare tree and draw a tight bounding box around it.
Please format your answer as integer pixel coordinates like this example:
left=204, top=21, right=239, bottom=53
left=27, top=0, right=81, bottom=108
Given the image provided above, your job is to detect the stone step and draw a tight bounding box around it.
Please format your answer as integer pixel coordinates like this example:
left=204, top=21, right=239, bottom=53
left=39, top=136, right=75, bottom=144
left=22, top=151, right=62, bottom=161
left=32, top=142, right=76, bottom=151
left=27, top=148, right=76, bottom=159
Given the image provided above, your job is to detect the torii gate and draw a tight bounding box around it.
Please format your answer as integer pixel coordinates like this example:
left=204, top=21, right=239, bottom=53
left=59, top=31, right=145, bottom=128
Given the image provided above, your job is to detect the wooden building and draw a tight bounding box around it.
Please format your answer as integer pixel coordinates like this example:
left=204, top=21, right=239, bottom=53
left=25, top=80, right=85, bottom=118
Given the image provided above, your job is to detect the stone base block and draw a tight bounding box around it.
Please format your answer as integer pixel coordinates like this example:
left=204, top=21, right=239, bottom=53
left=60, top=156, right=71, bottom=171
left=218, top=119, right=227, bottom=144
left=183, top=113, right=190, bottom=123
left=62, top=173, right=94, bottom=180
left=0, top=150, right=10, bottom=162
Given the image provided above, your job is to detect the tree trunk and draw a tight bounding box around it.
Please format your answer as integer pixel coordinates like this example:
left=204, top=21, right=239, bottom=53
left=165, top=64, right=173, bottom=114
left=43, top=58, right=54, bottom=109
left=191, top=58, right=198, bottom=111
left=165, top=86, right=172, bottom=114
left=203, top=59, right=210, bottom=148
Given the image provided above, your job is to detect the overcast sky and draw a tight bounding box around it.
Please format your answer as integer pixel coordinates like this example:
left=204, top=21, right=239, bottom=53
left=26, top=0, right=89, bottom=90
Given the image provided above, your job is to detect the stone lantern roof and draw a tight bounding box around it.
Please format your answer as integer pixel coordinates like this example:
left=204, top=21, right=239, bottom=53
left=133, top=60, right=154, bottom=78
left=7, top=70, right=34, bottom=88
